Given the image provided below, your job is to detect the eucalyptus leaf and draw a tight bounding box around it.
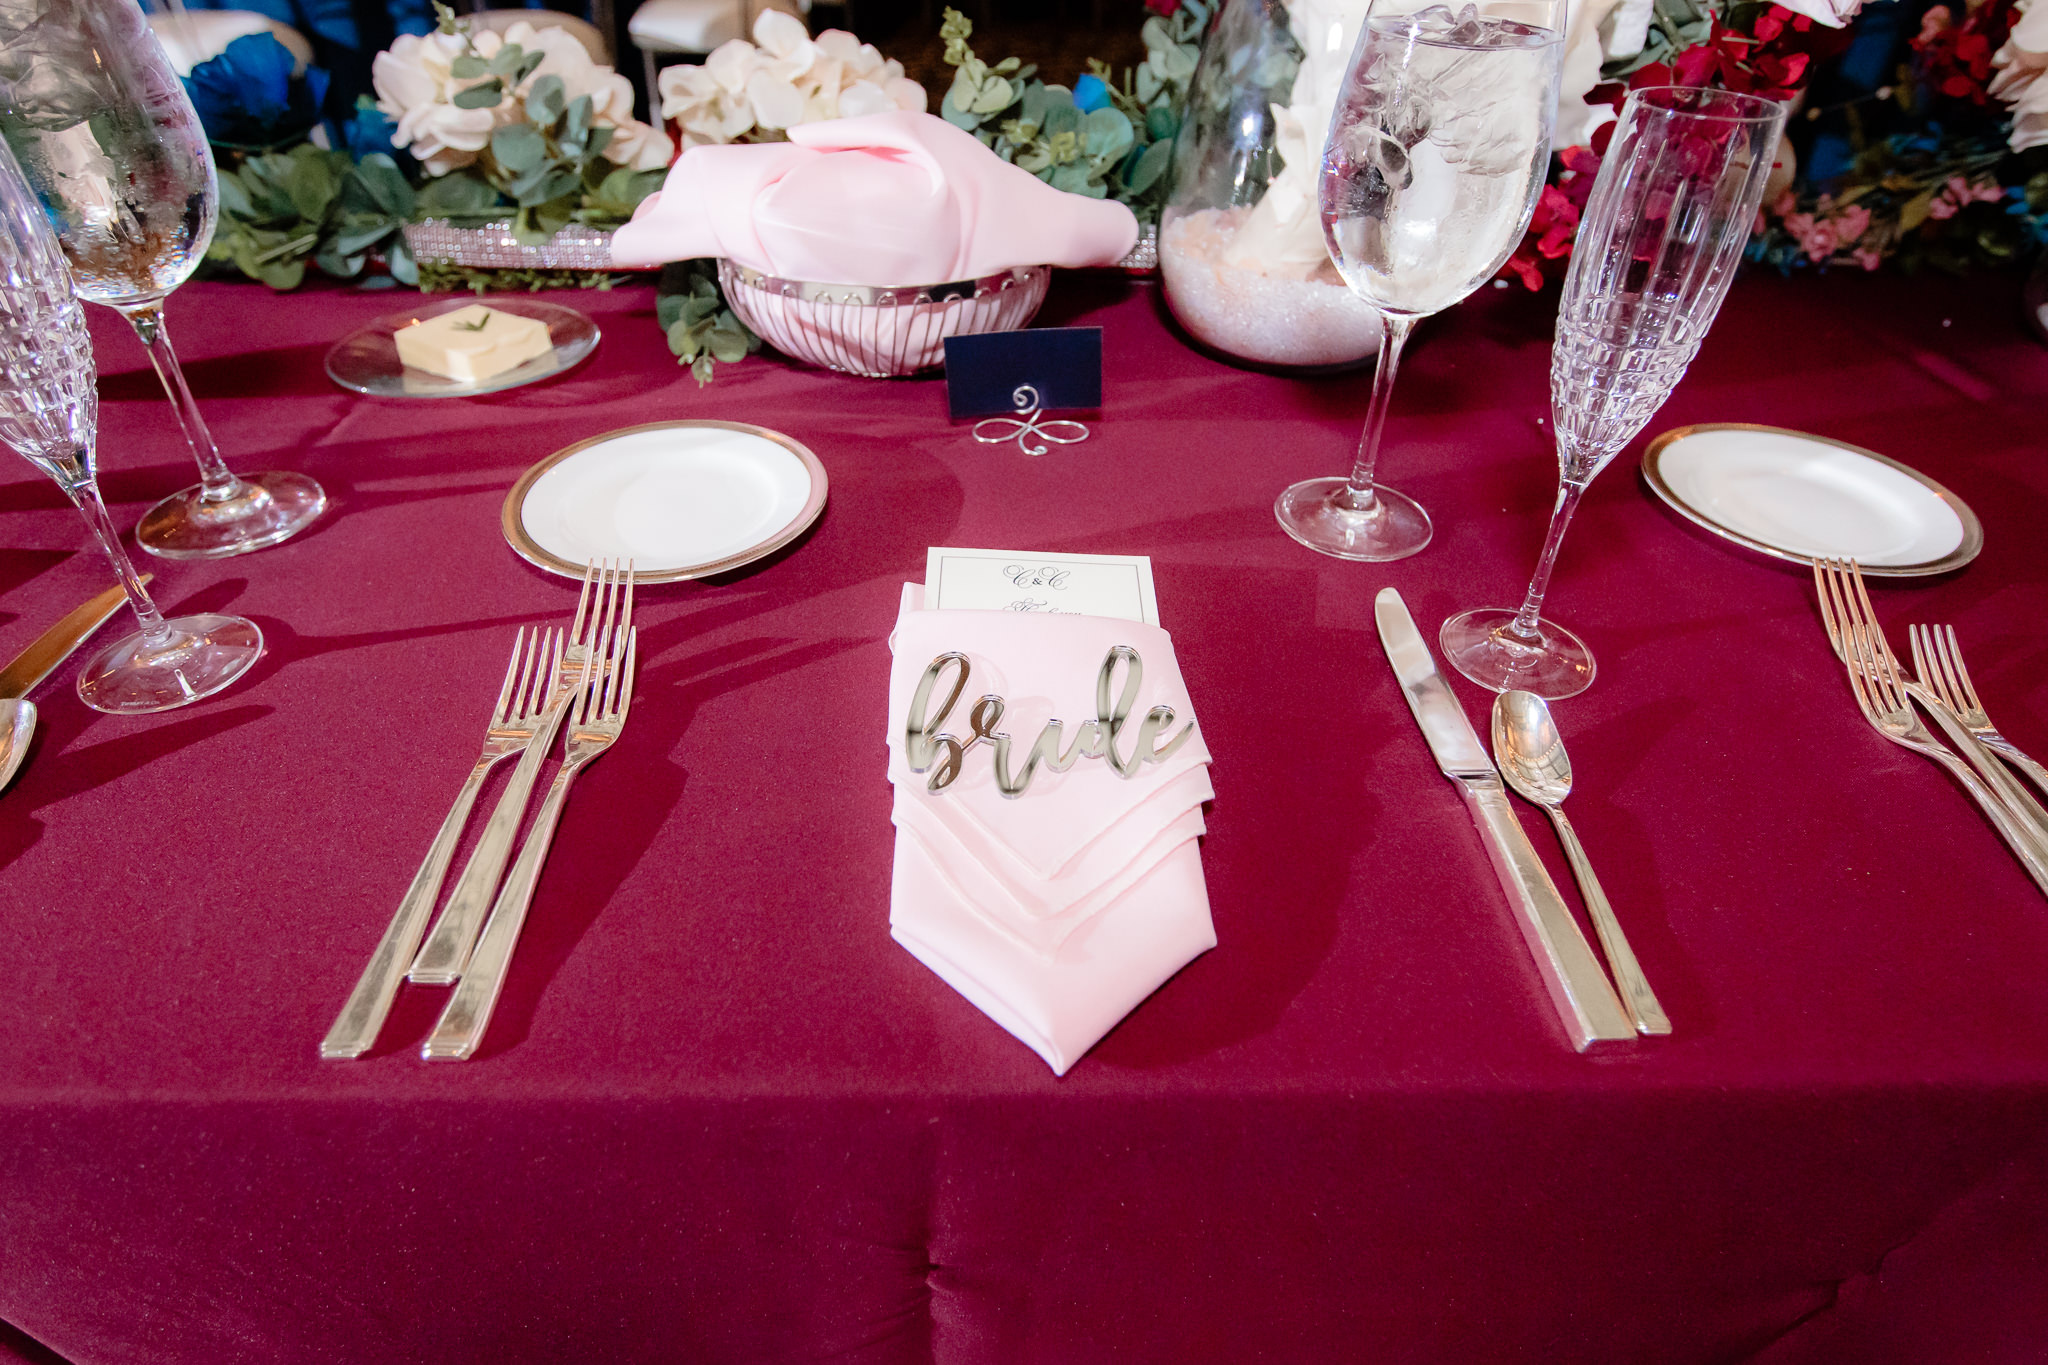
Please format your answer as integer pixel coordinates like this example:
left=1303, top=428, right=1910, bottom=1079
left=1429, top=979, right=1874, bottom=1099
left=1125, top=137, right=1172, bottom=195
left=330, top=218, right=394, bottom=257
left=386, top=233, right=418, bottom=286
left=217, top=173, right=256, bottom=220
left=706, top=322, right=749, bottom=364
left=452, top=80, right=504, bottom=110
left=451, top=53, right=488, bottom=79
left=492, top=122, right=547, bottom=176
left=487, top=42, right=527, bottom=76
left=416, top=170, right=506, bottom=218
left=526, top=74, right=566, bottom=126
left=563, top=93, right=593, bottom=147
left=351, top=154, right=415, bottom=218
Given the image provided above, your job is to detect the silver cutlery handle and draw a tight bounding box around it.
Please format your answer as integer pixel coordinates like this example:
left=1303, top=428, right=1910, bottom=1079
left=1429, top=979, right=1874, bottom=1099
left=1460, top=781, right=1635, bottom=1051
left=1919, top=743, right=2048, bottom=899
left=320, top=760, right=493, bottom=1058
left=409, top=708, right=563, bottom=984
left=1983, top=735, right=2048, bottom=801
left=1911, top=687, right=2048, bottom=863
left=422, top=762, right=581, bottom=1060
left=1548, top=806, right=1670, bottom=1037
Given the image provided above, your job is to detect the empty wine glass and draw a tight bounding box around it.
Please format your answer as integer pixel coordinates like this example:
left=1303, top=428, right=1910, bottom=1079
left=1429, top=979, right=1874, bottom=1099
left=0, top=137, right=261, bottom=712
left=1440, top=86, right=1789, bottom=698
left=1276, top=0, right=1565, bottom=561
left=0, top=0, right=325, bottom=560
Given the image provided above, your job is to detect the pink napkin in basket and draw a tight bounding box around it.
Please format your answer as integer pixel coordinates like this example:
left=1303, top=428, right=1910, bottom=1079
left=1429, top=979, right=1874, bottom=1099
left=886, top=586, right=1215, bottom=1074
left=608, top=111, right=1139, bottom=284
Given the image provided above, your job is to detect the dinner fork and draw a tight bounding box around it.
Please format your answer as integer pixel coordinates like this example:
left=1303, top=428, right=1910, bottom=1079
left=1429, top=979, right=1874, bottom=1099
left=320, top=627, right=560, bottom=1059
left=1814, top=561, right=2048, bottom=898
left=409, top=560, right=633, bottom=984
left=1815, top=559, right=2048, bottom=850
left=423, top=620, right=638, bottom=1060
left=1910, top=623, right=2048, bottom=799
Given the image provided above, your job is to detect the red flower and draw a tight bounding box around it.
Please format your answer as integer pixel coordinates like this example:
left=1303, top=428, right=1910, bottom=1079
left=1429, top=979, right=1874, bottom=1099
left=1144, top=0, right=1181, bottom=14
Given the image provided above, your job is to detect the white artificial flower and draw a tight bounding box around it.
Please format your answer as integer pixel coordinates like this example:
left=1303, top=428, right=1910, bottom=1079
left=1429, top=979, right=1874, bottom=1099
left=1555, top=0, right=1624, bottom=149
left=372, top=30, right=495, bottom=175
left=655, top=16, right=928, bottom=148
left=746, top=67, right=806, bottom=130
left=1768, top=0, right=1864, bottom=26
left=1991, top=0, right=2048, bottom=151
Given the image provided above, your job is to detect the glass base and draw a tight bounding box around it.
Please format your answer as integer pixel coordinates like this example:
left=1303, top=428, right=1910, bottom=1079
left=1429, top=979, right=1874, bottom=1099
left=136, top=470, right=326, bottom=560
left=1439, top=607, right=1596, bottom=700
left=77, top=613, right=263, bottom=714
left=1274, top=478, right=1432, bottom=562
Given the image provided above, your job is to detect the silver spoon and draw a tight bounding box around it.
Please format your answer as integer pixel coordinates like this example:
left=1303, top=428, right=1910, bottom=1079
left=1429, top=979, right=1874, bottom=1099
left=0, top=698, right=33, bottom=792
left=0, top=580, right=139, bottom=795
left=1492, top=690, right=1671, bottom=1036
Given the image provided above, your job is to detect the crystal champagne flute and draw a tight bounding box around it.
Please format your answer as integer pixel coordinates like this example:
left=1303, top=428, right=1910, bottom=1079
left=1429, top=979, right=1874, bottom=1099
left=1440, top=86, right=1789, bottom=698
left=0, top=0, right=326, bottom=559
left=1276, top=0, right=1565, bottom=561
left=0, top=138, right=261, bottom=712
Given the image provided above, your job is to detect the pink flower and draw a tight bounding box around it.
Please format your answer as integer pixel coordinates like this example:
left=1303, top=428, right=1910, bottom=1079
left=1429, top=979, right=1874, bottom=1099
left=1853, top=244, right=1883, bottom=270
left=1928, top=194, right=1959, bottom=220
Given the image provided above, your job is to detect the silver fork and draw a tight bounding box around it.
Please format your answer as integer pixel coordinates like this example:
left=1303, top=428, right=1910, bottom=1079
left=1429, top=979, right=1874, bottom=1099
left=320, top=627, right=559, bottom=1059
left=1817, top=560, right=2048, bottom=848
left=1815, top=561, right=2048, bottom=898
left=423, top=618, right=638, bottom=1060
left=1910, top=623, right=2048, bottom=799
left=408, top=560, right=633, bottom=984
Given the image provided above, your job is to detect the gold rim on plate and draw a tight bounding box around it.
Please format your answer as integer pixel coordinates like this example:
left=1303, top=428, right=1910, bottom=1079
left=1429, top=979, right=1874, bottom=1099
left=501, top=420, right=829, bottom=583
left=1640, top=422, right=1983, bottom=578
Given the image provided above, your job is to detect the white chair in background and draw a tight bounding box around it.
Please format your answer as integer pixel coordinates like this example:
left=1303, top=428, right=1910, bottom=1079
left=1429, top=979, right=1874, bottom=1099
left=627, top=0, right=810, bottom=111
left=464, top=7, right=614, bottom=63
left=147, top=9, right=316, bottom=76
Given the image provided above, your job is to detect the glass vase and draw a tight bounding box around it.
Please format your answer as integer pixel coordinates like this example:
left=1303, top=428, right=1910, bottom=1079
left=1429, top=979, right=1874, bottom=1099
left=1158, top=0, right=1383, bottom=370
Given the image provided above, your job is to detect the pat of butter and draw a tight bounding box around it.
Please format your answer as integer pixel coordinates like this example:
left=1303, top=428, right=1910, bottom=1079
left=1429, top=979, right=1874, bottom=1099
left=394, top=304, right=553, bottom=383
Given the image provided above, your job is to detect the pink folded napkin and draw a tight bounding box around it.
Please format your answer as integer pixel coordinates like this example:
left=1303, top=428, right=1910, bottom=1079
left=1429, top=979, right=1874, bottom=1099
left=609, top=111, right=1140, bottom=285
left=886, top=585, right=1215, bottom=1074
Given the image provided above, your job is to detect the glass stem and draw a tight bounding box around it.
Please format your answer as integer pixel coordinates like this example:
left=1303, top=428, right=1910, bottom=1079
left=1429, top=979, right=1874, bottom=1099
left=56, top=458, right=171, bottom=644
left=1340, top=312, right=1417, bottom=513
left=1508, top=476, right=1588, bottom=643
left=117, top=301, right=243, bottom=503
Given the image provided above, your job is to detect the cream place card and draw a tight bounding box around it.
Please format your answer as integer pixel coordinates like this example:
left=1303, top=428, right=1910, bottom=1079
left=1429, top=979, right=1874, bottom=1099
left=924, top=547, right=1159, bottom=625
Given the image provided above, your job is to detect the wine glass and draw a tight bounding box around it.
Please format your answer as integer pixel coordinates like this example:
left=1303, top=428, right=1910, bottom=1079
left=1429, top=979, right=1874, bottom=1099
left=0, top=137, right=261, bottom=712
left=0, top=0, right=325, bottom=560
left=1440, top=86, right=1789, bottom=698
left=1276, top=0, right=1566, bottom=561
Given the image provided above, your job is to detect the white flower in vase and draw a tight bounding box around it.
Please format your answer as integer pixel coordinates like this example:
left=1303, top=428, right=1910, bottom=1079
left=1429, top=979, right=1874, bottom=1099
left=657, top=10, right=926, bottom=148
left=373, top=31, right=495, bottom=175
left=1992, top=0, right=2048, bottom=151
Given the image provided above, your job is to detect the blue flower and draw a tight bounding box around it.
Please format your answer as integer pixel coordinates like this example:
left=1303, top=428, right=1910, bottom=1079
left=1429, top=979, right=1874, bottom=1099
left=1073, top=74, right=1111, bottom=113
left=339, top=95, right=399, bottom=161
left=183, top=33, right=330, bottom=150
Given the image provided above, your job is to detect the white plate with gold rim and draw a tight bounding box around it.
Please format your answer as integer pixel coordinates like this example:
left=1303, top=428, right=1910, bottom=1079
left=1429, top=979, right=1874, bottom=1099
left=504, top=421, right=828, bottom=582
left=1641, top=424, right=1981, bottom=577
left=325, top=296, right=598, bottom=398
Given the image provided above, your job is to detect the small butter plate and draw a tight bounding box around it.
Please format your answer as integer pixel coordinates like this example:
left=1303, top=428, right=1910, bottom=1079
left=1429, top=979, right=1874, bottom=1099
left=324, top=296, right=599, bottom=397
left=1641, top=424, right=1982, bottom=577
left=505, top=421, right=828, bottom=582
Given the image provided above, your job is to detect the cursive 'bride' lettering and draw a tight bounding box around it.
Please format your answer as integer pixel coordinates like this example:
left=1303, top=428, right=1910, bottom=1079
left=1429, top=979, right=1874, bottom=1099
left=902, top=647, right=1195, bottom=799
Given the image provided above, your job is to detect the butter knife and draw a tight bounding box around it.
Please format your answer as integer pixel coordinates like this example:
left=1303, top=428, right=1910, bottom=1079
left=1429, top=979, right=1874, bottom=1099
left=1374, top=588, right=1634, bottom=1052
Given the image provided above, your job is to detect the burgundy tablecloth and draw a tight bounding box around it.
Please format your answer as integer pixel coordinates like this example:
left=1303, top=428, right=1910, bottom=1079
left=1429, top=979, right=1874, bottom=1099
left=0, top=267, right=2044, bottom=1364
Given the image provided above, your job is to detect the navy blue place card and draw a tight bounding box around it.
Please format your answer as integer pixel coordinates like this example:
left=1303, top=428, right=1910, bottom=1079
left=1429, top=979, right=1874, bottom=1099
left=944, top=327, right=1103, bottom=420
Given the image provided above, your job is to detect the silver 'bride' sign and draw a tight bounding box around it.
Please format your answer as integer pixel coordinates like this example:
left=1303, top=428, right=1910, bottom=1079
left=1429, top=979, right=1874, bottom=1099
left=904, top=647, right=1196, bottom=799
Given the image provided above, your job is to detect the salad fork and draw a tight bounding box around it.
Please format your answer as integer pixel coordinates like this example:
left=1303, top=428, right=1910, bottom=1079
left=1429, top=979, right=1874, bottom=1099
left=1815, top=560, right=2048, bottom=898
left=423, top=619, right=638, bottom=1060
left=321, top=627, right=558, bottom=1059
left=409, top=560, right=633, bottom=984
left=1910, top=623, right=2048, bottom=798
